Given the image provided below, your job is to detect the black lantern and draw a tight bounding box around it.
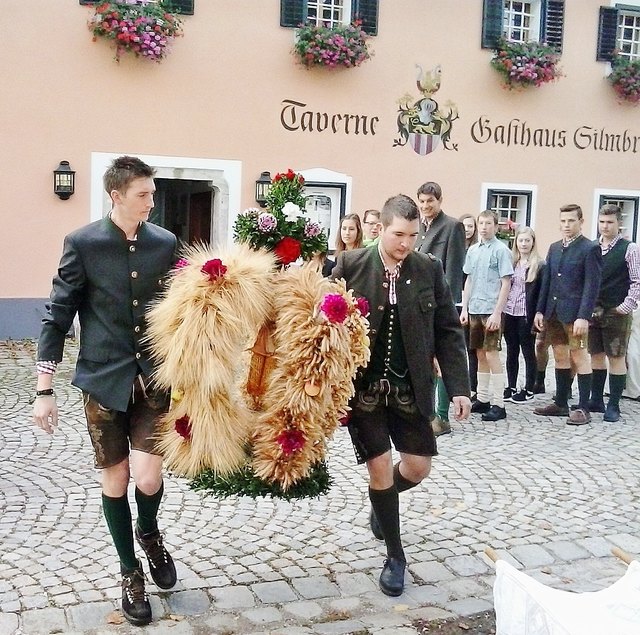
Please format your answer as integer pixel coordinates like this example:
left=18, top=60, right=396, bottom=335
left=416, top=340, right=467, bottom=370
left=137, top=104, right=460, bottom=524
left=53, top=161, right=76, bottom=200
left=255, top=171, right=272, bottom=207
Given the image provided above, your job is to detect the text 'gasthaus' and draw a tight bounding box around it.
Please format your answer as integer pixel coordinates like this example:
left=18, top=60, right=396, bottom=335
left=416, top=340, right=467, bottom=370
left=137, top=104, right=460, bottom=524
left=471, top=116, right=640, bottom=153
left=280, top=99, right=379, bottom=135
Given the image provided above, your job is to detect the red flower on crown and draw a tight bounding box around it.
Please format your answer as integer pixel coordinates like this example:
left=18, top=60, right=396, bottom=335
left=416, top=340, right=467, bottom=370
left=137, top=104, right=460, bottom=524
left=276, top=428, right=306, bottom=455
left=274, top=237, right=302, bottom=265
left=355, top=296, right=370, bottom=317
left=201, top=258, right=227, bottom=281
left=175, top=415, right=191, bottom=440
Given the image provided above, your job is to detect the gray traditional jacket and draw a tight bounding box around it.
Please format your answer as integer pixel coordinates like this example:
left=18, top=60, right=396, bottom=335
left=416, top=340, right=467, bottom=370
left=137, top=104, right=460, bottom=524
left=38, top=216, right=176, bottom=411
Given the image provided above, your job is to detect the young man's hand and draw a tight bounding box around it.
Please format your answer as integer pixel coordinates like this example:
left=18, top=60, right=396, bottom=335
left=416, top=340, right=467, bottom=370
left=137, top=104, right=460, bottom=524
left=33, top=396, right=59, bottom=434
left=573, top=318, right=589, bottom=336
left=460, top=309, right=468, bottom=325
left=486, top=312, right=501, bottom=331
left=534, top=312, right=545, bottom=332
left=452, top=395, right=471, bottom=420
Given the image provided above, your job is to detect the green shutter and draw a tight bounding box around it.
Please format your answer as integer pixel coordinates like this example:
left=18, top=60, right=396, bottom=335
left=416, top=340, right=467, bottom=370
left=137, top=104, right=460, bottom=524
left=166, top=0, right=194, bottom=15
left=481, top=0, right=503, bottom=48
left=351, top=0, right=379, bottom=35
left=543, top=0, right=565, bottom=52
left=597, top=6, right=619, bottom=61
left=280, top=0, right=307, bottom=28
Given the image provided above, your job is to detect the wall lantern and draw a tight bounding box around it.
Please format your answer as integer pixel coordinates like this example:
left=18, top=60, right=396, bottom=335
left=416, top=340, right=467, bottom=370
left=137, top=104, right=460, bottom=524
left=53, top=161, right=75, bottom=200
left=255, top=171, right=272, bottom=207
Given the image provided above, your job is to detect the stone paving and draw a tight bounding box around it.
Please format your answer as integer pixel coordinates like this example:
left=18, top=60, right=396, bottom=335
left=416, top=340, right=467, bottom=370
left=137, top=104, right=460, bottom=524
left=1, top=338, right=639, bottom=635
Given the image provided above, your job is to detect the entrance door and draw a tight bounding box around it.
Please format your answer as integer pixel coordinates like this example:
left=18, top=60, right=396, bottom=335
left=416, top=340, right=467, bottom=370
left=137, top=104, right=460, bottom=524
left=188, top=191, right=213, bottom=244
left=152, top=179, right=215, bottom=246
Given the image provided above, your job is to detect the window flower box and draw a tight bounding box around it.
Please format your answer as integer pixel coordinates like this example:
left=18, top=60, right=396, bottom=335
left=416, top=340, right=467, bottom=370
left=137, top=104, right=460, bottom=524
left=293, top=22, right=372, bottom=69
left=608, top=54, right=640, bottom=105
left=88, top=0, right=183, bottom=63
left=491, top=38, right=562, bottom=89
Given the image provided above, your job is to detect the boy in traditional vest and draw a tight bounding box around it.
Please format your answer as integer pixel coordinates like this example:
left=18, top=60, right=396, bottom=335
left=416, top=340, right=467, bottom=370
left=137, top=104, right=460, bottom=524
left=588, top=203, right=640, bottom=422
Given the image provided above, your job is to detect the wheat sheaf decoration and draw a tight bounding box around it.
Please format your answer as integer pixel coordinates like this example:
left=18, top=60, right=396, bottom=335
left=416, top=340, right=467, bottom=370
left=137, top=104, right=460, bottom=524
left=144, top=243, right=369, bottom=498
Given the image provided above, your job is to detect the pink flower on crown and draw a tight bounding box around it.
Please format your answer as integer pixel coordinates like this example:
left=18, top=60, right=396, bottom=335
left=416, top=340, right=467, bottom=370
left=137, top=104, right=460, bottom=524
left=319, top=293, right=349, bottom=324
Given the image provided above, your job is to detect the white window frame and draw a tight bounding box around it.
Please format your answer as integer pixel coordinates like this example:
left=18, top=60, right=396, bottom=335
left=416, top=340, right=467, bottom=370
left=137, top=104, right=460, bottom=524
left=592, top=188, right=640, bottom=241
left=502, top=0, right=542, bottom=43
left=306, top=0, right=353, bottom=27
left=606, top=2, right=640, bottom=63
left=481, top=182, right=537, bottom=232
left=617, top=4, right=640, bottom=60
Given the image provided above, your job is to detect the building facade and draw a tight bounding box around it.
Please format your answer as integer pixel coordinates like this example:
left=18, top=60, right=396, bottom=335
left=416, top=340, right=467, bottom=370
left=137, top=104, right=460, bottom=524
left=1, top=0, right=638, bottom=337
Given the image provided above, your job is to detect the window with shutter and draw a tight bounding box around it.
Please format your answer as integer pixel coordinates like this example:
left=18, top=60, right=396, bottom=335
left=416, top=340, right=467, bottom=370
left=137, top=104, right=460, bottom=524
left=280, top=0, right=378, bottom=35
left=79, top=0, right=194, bottom=14
left=481, top=0, right=564, bottom=51
left=597, top=3, right=640, bottom=62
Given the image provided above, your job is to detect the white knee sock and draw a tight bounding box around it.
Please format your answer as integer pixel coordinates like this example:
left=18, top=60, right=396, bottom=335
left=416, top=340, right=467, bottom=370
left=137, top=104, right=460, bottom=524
left=492, top=373, right=505, bottom=407
left=477, top=372, right=491, bottom=403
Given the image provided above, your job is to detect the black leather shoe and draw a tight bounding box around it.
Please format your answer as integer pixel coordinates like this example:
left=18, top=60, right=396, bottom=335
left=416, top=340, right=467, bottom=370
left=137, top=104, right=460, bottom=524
left=135, top=527, right=177, bottom=589
left=379, top=557, right=406, bottom=596
left=603, top=403, right=621, bottom=422
left=481, top=405, right=507, bottom=421
left=369, top=508, right=383, bottom=540
left=470, top=400, right=491, bottom=414
left=121, top=561, right=151, bottom=626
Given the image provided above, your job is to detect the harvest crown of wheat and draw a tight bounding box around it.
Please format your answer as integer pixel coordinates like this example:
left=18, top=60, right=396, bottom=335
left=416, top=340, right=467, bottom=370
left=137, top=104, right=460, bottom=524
left=144, top=170, right=370, bottom=498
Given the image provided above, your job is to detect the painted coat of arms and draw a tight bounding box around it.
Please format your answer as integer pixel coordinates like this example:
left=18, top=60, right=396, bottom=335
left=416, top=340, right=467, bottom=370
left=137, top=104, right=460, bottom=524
left=393, top=64, right=459, bottom=156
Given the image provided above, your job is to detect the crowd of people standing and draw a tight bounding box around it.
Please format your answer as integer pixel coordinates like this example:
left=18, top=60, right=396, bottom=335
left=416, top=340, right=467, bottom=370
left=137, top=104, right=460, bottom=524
left=343, top=183, right=640, bottom=432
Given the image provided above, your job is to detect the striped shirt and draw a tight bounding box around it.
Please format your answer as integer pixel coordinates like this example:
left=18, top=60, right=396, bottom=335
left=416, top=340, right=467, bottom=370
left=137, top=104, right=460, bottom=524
left=504, top=261, right=528, bottom=317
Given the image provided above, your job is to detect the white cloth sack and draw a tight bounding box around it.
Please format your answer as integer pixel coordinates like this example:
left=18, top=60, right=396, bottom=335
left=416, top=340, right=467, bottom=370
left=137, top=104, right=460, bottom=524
left=493, top=559, right=640, bottom=635
left=623, top=308, right=640, bottom=398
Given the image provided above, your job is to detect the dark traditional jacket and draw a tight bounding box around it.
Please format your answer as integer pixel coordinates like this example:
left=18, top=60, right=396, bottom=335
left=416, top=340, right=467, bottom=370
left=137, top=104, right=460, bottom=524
left=38, top=216, right=177, bottom=412
left=332, top=247, right=469, bottom=419
left=414, top=211, right=466, bottom=304
left=536, top=235, right=602, bottom=323
left=525, top=262, right=546, bottom=333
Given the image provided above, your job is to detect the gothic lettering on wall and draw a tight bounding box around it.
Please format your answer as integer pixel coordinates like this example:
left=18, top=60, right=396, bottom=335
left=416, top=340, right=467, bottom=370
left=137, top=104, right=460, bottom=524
left=471, top=116, right=640, bottom=154
left=280, top=99, right=379, bottom=135
left=393, top=64, right=459, bottom=156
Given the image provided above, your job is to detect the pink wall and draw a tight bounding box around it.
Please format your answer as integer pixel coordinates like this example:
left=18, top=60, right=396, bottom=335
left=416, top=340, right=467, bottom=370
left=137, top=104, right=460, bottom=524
left=1, top=0, right=638, bottom=300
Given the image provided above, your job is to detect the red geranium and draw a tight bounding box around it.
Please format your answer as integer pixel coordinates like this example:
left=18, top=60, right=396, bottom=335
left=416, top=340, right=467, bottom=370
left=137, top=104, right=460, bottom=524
left=273, top=237, right=302, bottom=265
left=201, top=258, right=227, bottom=281
left=175, top=415, right=191, bottom=440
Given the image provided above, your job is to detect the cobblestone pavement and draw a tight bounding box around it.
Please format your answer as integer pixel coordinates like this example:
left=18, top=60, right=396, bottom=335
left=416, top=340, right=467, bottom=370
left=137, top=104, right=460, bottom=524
left=1, top=339, right=639, bottom=635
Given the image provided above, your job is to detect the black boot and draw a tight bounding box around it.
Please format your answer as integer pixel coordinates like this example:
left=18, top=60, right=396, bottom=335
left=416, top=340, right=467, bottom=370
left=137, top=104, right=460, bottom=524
left=135, top=527, right=177, bottom=589
left=121, top=561, right=151, bottom=626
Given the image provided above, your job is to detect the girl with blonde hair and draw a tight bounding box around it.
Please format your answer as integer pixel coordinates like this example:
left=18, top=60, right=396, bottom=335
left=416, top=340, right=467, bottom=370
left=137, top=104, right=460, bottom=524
left=503, top=227, right=545, bottom=403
